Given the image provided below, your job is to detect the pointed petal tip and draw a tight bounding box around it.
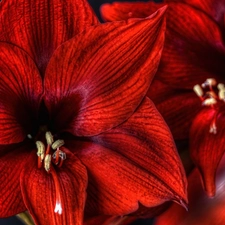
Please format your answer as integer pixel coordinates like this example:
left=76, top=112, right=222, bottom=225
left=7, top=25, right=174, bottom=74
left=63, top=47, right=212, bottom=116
left=173, top=198, right=188, bottom=211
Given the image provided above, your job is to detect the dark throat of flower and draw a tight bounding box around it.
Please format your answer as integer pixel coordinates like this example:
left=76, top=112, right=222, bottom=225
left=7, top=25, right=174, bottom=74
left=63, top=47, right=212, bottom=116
left=34, top=131, right=66, bottom=215
left=193, top=78, right=225, bottom=134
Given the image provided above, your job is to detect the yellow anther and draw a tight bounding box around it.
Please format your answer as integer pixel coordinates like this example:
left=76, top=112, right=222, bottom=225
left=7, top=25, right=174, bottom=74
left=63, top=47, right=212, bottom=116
left=46, top=131, right=54, bottom=145
left=217, top=83, right=225, bottom=90
left=36, top=141, right=45, bottom=161
left=193, top=84, right=203, bottom=97
left=202, top=97, right=217, bottom=106
left=52, top=140, right=65, bottom=150
left=44, top=154, right=51, bottom=172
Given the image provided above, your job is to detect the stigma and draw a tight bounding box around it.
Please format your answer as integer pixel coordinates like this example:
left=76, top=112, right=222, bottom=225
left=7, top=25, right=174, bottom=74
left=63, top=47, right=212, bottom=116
left=35, top=131, right=66, bottom=215
left=193, top=78, right=225, bottom=135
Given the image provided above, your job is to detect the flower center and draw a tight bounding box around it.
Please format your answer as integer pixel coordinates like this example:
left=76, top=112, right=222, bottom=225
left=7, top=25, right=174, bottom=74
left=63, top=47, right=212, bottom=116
left=193, top=78, right=225, bottom=134
left=35, top=131, right=66, bottom=215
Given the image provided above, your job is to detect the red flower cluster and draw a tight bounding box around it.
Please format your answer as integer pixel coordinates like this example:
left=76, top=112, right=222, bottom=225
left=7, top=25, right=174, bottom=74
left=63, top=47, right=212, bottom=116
left=101, top=0, right=225, bottom=224
left=0, top=0, right=187, bottom=225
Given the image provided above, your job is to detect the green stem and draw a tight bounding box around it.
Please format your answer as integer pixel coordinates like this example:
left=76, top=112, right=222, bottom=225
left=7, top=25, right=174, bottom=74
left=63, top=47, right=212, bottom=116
left=16, top=211, right=35, bottom=225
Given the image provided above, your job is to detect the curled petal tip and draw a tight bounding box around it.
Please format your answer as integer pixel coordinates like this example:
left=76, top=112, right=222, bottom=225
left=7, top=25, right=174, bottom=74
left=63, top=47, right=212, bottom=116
left=173, top=198, right=188, bottom=211
left=179, top=199, right=188, bottom=212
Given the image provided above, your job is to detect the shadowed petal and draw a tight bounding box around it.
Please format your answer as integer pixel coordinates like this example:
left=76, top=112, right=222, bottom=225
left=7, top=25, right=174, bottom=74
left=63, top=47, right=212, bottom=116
left=0, top=0, right=99, bottom=75
left=165, top=0, right=225, bottom=27
left=157, top=3, right=225, bottom=89
left=190, top=107, right=225, bottom=197
left=44, top=7, right=166, bottom=136
left=0, top=43, right=43, bottom=144
left=0, top=144, right=31, bottom=217
left=76, top=98, right=187, bottom=216
left=155, top=154, right=225, bottom=225
left=20, top=151, right=87, bottom=225
left=100, top=1, right=165, bottom=21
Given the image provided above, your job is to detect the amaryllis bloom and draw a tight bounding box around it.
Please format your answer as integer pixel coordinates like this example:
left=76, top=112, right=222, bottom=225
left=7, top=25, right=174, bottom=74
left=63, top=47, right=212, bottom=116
left=0, top=1, right=188, bottom=225
left=154, top=153, right=225, bottom=225
left=100, top=0, right=225, bottom=197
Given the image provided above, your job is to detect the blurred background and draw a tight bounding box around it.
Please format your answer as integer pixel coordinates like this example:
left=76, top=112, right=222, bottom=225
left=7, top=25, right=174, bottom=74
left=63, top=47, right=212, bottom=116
left=0, top=0, right=161, bottom=224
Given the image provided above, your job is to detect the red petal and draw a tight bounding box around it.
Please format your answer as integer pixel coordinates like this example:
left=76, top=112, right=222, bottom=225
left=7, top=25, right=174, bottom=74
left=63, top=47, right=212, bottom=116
left=0, top=0, right=99, bottom=76
left=155, top=155, right=225, bottom=225
left=77, top=98, right=187, bottom=216
left=100, top=1, right=165, bottom=21
left=165, top=0, right=225, bottom=27
left=157, top=3, right=225, bottom=89
left=20, top=151, right=87, bottom=225
left=0, top=144, right=30, bottom=217
left=190, top=107, right=225, bottom=197
left=149, top=84, right=201, bottom=140
left=44, top=8, right=166, bottom=136
left=0, top=43, right=43, bottom=144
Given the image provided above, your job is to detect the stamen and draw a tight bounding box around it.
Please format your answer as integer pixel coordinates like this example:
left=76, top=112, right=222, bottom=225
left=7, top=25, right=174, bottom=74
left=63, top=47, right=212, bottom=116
left=193, top=84, right=203, bottom=97
left=202, top=97, right=217, bottom=106
left=52, top=140, right=65, bottom=150
left=202, top=78, right=217, bottom=89
left=36, top=141, right=45, bottom=161
left=46, top=131, right=54, bottom=145
left=44, top=154, right=51, bottom=172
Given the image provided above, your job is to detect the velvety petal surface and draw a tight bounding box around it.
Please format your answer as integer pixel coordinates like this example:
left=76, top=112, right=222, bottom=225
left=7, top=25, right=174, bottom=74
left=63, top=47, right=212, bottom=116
left=155, top=155, right=225, bottom=225
left=76, top=98, right=187, bottom=216
left=0, top=43, right=43, bottom=144
left=190, top=107, right=225, bottom=197
left=151, top=89, right=200, bottom=140
left=44, top=9, right=166, bottom=136
left=0, top=0, right=99, bottom=76
left=20, top=150, right=87, bottom=225
left=165, top=0, right=225, bottom=27
left=157, top=3, right=225, bottom=89
left=100, top=1, right=165, bottom=21
left=0, top=144, right=30, bottom=217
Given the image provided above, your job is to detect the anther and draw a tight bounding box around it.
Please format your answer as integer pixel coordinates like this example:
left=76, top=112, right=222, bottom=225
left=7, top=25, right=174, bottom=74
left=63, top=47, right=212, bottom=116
left=202, top=97, right=217, bottom=106
left=52, top=140, right=65, bottom=150
left=202, top=78, right=217, bottom=88
left=36, top=141, right=45, bottom=161
left=46, top=131, right=54, bottom=145
left=44, top=154, right=51, bottom=172
left=218, top=83, right=225, bottom=90
left=193, top=84, right=203, bottom=97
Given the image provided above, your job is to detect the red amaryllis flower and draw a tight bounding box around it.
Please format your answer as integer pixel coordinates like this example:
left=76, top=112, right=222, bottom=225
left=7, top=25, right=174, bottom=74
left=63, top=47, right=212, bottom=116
left=0, top=2, right=187, bottom=225
left=100, top=0, right=225, bottom=197
left=154, top=153, right=225, bottom=225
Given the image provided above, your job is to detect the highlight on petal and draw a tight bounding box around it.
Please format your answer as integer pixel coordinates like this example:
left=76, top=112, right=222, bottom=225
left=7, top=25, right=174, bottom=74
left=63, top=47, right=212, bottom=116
left=100, top=1, right=165, bottom=21
left=44, top=7, right=166, bottom=136
left=76, top=98, right=187, bottom=216
left=190, top=107, right=225, bottom=197
left=20, top=151, right=87, bottom=225
left=0, top=0, right=99, bottom=75
left=155, top=154, right=225, bottom=225
left=0, top=144, right=30, bottom=217
left=157, top=3, right=225, bottom=89
left=0, top=43, right=43, bottom=144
